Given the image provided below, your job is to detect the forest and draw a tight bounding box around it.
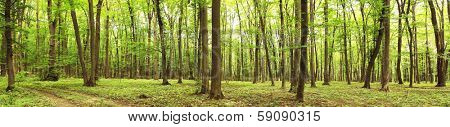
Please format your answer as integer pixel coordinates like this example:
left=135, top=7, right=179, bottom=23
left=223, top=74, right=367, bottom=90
left=0, top=0, right=449, bottom=107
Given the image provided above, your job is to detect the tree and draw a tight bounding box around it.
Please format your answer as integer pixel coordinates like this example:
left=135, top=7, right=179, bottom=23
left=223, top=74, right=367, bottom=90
left=44, top=0, right=59, bottom=81
left=177, top=0, right=184, bottom=84
left=279, top=0, right=287, bottom=88
left=363, top=0, right=387, bottom=89
left=341, top=0, right=350, bottom=85
left=252, top=0, right=261, bottom=84
left=154, top=0, right=170, bottom=85
left=427, top=0, right=445, bottom=87
left=255, top=0, right=275, bottom=86
left=380, top=0, right=391, bottom=91
left=210, top=0, right=224, bottom=99
left=4, top=0, right=15, bottom=92
left=405, top=0, right=415, bottom=87
left=199, top=0, right=209, bottom=94
left=323, top=0, right=330, bottom=85
left=95, top=0, right=104, bottom=80
left=309, top=0, right=316, bottom=87
left=104, top=0, right=110, bottom=79
left=395, top=0, right=405, bottom=84
left=69, top=0, right=88, bottom=85
left=296, top=0, right=308, bottom=102
left=87, top=0, right=97, bottom=86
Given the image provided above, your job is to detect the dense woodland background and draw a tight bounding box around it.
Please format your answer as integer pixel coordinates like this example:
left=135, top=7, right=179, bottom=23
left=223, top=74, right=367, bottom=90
left=1, top=0, right=449, bottom=102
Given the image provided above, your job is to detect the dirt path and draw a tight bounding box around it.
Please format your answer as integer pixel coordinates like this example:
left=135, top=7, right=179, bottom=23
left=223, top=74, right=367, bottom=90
left=54, top=88, right=134, bottom=107
left=23, top=87, right=77, bottom=107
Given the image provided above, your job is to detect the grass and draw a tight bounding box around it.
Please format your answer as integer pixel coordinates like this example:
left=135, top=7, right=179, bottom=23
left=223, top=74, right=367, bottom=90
left=1, top=77, right=449, bottom=107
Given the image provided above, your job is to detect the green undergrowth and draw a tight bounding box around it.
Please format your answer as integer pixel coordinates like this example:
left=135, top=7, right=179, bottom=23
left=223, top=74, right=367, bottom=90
left=1, top=77, right=449, bottom=107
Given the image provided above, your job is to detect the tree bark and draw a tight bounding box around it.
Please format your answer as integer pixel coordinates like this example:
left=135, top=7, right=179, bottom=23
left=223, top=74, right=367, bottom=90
left=154, top=0, right=170, bottom=85
left=199, top=1, right=209, bottom=94
left=210, top=0, right=224, bottom=99
left=363, top=8, right=386, bottom=89
left=177, top=0, right=184, bottom=84
left=296, top=0, right=308, bottom=102
left=45, top=0, right=59, bottom=81
left=255, top=0, right=275, bottom=86
left=279, top=0, right=287, bottom=88
left=104, top=0, right=110, bottom=79
left=380, top=0, right=391, bottom=91
left=86, top=0, right=97, bottom=86
left=395, top=0, right=405, bottom=84
left=69, top=0, right=89, bottom=85
left=323, top=0, right=330, bottom=85
left=4, top=0, right=15, bottom=91
left=342, top=0, right=350, bottom=85
left=309, top=0, right=316, bottom=87
left=427, top=0, right=445, bottom=87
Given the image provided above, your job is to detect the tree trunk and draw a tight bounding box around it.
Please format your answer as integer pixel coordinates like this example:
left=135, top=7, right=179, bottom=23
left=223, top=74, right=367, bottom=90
left=104, top=1, right=110, bottom=79
left=309, top=0, right=316, bottom=87
left=395, top=0, right=405, bottom=84
left=252, top=2, right=260, bottom=84
left=323, top=0, right=330, bottom=85
left=255, top=0, right=275, bottom=86
left=45, top=0, right=59, bottom=81
left=177, top=0, right=184, bottom=84
left=86, top=0, right=97, bottom=86
left=359, top=3, right=367, bottom=82
left=154, top=0, right=170, bottom=85
left=405, top=0, right=415, bottom=87
left=279, top=0, right=286, bottom=88
left=296, top=0, right=308, bottom=102
left=210, top=0, right=224, bottom=99
left=199, top=2, right=209, bottom=94
left=4, top=0, right=15, bottom=91
left=69, top=0, right=89, bottom=85
left=427, top=0, right=445, bottom=87
left=342, top=0, right=350, bottom=85
left=236, top=2, right=243, bottom=81
left=363, top=10, right=386, bottom=89
left=380, top=0, right=391, bottom=91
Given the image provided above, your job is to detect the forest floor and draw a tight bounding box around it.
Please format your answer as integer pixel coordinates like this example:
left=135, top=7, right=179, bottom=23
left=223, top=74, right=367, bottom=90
left=1, top=77, right=449, bottom=107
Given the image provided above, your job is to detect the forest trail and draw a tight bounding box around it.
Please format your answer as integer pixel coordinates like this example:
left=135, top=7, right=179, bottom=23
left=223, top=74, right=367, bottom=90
left=22, top=86, right=133, bottom=107
left=51, top=88, right=135, bottom=107
left=23, top=87, right=77, bottom=107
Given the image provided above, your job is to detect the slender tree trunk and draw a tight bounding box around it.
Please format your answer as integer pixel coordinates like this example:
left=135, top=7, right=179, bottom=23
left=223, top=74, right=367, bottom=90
left=395, top=0, right=405, bottom=84
left=69, top=0, right=88, bottom=85
left=154, top=0, right=170, bottom=85
left=425, top=3, right=433, bottom=83
left=323, top=0, right=330, bottom=85
left=363, top=11, right=386, bottom=89
left=255, top=0, right=275, bottom=86
left=380, top=0, right=391, bottom=91
left=405, top=0, right=415, bottom=87
left=86, top=0, right=97, bottom=86
left=177, top=0, right=184, bottom=84
left=359, top=3, right=367, bottom=82
left=427, top=0, right=445, bottom=87
left=210, top=0, right=224, bottom=99
left=45, top=0, right=59, bottom=81
left=296, top=0, right=308, bottom=102
left=236, top=2, right=243, bottom=81
left=342, top=0, right=350, bottom=85
left=94, top=0, right=103, bottom=80
left=199, top=1, right=209, bottom=94
left=253, top=2, right=260, bottom=84
left=104, top=1, right=110, bottom=79
left=279, top=0, right=287, bottom=88
left=4, top=0, right=15, bottom=91
left=309, top=0, right=316, bottom=87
